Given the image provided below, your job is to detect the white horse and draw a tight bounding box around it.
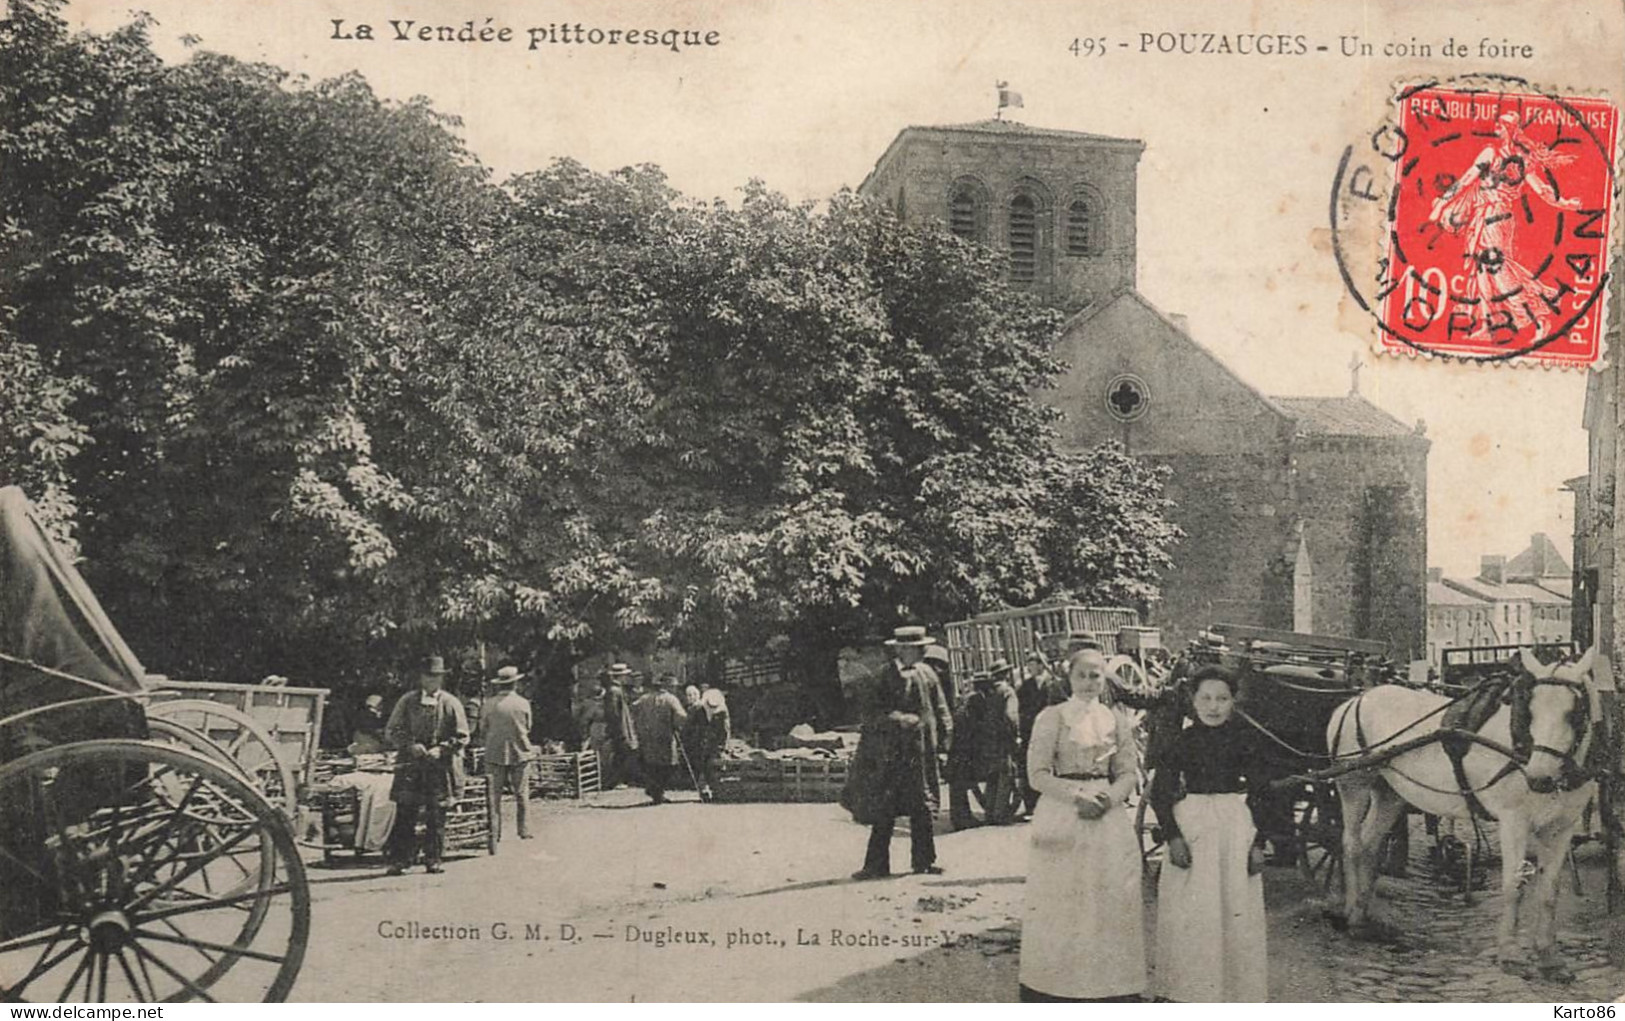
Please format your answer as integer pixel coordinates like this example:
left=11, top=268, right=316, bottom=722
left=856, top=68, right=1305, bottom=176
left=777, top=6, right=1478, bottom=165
left=1326, top=647, right=1605, bottom=981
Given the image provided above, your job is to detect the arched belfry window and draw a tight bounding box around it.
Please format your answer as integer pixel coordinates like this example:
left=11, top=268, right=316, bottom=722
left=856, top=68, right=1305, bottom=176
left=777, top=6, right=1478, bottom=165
left=1067, top=193, right=1102, bottom=256
left=947, top=178, right=989, bottom=242
left=1008, top=194, right=1038, bottom=282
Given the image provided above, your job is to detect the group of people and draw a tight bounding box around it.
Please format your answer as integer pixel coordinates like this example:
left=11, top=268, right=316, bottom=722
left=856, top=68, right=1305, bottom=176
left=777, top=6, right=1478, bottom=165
left=373, top=656, right=736, bottom=873
left=850, top=626, right=1272, bottom=1002
left=574, top=663, right=731, bottom=803
left=373, top=656, right=535, bottom=874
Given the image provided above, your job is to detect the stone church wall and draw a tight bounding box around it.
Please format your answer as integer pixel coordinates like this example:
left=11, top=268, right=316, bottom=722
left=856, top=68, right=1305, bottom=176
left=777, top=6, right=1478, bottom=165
left=1291, top=437, right=1429, bottom=660
left=863, top=128, right=1140, bottom=309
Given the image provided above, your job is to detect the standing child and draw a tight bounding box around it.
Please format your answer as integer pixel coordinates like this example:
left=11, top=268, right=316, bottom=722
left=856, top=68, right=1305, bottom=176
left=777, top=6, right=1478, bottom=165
left=1149, top=669, right=1269, bottom=1002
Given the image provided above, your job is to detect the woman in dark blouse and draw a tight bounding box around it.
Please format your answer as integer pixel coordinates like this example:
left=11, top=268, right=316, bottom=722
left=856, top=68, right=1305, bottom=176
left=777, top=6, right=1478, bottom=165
left=1149, top=669, right=1269, bottom=1001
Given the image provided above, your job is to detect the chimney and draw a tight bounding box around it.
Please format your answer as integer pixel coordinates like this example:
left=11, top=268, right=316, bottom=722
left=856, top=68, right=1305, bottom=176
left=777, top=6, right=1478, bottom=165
left=1168, top=313, right=1190, bottom=333
left=1480, top=555, right=1505, bottom=586
left=1427, top=567, right=1442, bottom=584
left=1529, top=532, right=1547, bottom=576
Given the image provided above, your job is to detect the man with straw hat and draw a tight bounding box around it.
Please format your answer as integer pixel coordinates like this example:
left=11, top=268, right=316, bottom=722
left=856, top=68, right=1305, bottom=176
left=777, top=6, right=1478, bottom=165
left=599, top=663, right=638, bottom=789
left=480, top=665, right=536, bottom=843
left=384, top=654, right=469, bottom=875
left=849, top=625, right=953, bottom=879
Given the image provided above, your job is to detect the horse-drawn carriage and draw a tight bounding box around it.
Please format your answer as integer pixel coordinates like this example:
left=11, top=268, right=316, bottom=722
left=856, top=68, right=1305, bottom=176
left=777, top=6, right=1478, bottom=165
left=0, top=488, right=309, bottom=1001
left=1128, top=621, right=1611, bottom=981
left=1125, top=623, right=1398, bottom=891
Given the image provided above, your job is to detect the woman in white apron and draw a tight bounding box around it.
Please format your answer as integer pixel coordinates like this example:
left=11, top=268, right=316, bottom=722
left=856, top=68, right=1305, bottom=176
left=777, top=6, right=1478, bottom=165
left=1018, top=647, right=1145, bottom=1001
left=1148, top=669, right=1268, bottom=1002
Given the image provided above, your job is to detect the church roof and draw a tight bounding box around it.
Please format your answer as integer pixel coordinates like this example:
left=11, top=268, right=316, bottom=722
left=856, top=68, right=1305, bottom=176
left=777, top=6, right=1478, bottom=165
left=1061, top=290, right=1293, bottom=423
left=920, top=119, right=1145, bottom=147
left=859, top=120, right=1144, bottom=194
left=1271, top=396, right=1415, bottom=438
left=1429, top=581, right=1488, bottom=606
left=1442, top=577, right=1570, bottom=605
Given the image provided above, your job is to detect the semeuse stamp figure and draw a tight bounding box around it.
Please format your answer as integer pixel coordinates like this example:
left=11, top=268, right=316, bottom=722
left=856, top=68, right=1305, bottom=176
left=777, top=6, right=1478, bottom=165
left=1332, top=76, right=1618, bottom=366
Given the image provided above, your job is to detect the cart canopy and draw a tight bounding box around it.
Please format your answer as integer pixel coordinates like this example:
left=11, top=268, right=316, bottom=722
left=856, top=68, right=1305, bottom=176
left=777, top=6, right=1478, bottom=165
left=0, top=486, right=148, bottom=753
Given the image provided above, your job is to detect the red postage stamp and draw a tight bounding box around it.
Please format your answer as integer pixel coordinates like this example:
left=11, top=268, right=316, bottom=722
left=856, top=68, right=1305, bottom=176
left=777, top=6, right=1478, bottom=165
left=1373, top=85, right=1618, bottom=366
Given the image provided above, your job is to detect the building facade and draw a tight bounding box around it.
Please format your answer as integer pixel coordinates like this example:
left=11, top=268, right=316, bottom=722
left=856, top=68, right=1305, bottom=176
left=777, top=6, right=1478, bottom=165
left=1574, top=336, right=1620, bottom=659
left=1426, top=571, right=1496, bottom=669
left=859, top=119, right=1430, bottom=659
left=1428, top=539, right=1574, bottom=668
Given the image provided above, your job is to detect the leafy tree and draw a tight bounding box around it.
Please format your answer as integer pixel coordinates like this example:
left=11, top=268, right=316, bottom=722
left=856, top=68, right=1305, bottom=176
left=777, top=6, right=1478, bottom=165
left=0, top=2, right=1179, bottom=716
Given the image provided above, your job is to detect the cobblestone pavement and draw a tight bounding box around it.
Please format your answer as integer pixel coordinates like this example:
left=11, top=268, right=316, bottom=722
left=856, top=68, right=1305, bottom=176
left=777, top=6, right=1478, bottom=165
left=1262, top=814, right=1621, bottom=1003
left=292, top=795, right=1622, bottom=1001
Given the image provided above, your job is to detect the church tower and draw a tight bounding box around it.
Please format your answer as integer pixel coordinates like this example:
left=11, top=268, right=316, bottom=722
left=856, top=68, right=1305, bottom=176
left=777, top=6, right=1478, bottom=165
left=856, top=120, right=1143, bottom=311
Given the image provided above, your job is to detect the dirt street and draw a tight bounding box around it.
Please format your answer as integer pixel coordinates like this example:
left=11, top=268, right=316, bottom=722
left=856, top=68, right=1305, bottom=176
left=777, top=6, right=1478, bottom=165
left=290, top=790, right=1624, bottom=1002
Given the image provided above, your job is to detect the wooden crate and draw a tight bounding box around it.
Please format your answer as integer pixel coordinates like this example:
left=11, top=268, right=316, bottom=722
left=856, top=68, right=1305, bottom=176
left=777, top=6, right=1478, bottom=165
left=306, top=774, right=495, bottom=859
left=445, top=775, right=494, bottom=854
left=711, top=758, right=847, bottom=803
left=527, top=751, right=600, bottom=799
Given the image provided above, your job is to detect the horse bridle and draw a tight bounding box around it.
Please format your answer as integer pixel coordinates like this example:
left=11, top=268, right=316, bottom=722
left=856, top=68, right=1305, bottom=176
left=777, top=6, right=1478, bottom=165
left=1511, top=673, right=1595, bottom=794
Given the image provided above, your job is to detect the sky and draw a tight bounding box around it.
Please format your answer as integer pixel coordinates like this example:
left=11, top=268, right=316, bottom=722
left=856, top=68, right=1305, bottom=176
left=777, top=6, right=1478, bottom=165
left=64, top=0, right=1625, bottom=579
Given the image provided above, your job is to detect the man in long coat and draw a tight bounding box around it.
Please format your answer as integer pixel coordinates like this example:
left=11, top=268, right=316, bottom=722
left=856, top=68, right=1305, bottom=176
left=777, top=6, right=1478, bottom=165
left=853, top=626, right=953, bottom=879
left=631, top=673, right=687, bottom=804
left=600, top=663, right=638, bottom=789
left=384, top=655, right=469, bottom=875
left=948, top=659, right=1021, bottom=829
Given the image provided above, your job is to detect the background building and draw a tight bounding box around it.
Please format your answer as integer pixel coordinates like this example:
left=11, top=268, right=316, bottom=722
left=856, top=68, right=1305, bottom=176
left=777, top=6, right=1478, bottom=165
left=1426, top=569, right=1496, bottom=669
left=860, top=118, right=1430, bottom=658
left=1427, top=535, right=1574, bottom=668
left=1574, top=313, right=1621, bottom=658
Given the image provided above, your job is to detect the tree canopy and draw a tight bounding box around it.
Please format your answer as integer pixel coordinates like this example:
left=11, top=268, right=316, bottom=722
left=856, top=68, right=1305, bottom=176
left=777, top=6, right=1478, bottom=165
left=0, top=0, right=1179, bottom=696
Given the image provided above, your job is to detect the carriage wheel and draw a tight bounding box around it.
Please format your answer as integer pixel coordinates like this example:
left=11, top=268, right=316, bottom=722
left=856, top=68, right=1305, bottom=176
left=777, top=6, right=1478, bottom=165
left=0, top=740, right=310, bottom=1002
left=145, top=719, right=254, bottom=785
left=140, top=719, right=281, bottom=912
left=146, top=700, right=296, bottom=819
left=1133, top=775, right=1165, bottom=870
left=1295, top=782, right=1344, bottom=898
left=1106, top=655, right=1149, bottom=698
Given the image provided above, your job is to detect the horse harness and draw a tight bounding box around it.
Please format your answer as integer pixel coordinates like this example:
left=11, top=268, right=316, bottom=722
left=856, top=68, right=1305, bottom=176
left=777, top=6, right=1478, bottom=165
left=1345, top=670, right=1596, bottom=818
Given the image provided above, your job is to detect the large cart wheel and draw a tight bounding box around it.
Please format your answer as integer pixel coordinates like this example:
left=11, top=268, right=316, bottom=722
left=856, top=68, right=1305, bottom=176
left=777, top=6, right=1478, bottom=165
left=1133, top=778, right=1166, bottom=870
left=0, top=740, right=310, bottom=1002
left=1295, top=781, right=1344, bottom=898
left=145, top=718, right=253, bottom=785
left=147, top=700, right=296, bottom=818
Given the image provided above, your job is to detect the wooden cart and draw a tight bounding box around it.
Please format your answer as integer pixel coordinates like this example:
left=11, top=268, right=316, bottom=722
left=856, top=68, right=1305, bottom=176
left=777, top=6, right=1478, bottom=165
left=945, top=602, right=1141, bottom=698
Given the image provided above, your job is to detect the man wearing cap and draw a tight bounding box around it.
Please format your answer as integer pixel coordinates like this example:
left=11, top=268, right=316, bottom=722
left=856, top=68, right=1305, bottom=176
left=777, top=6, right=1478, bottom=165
left=631, top=673, right=688, bottom=804
left=384, top=655, right=470, bottom=875
left=948, top=660, right=1021, bottom=829
left=480, top=666, right=536, bottom=843
left=600, top=663, right=639, bottom=789
left=853, top=625, right=953, bottom=879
